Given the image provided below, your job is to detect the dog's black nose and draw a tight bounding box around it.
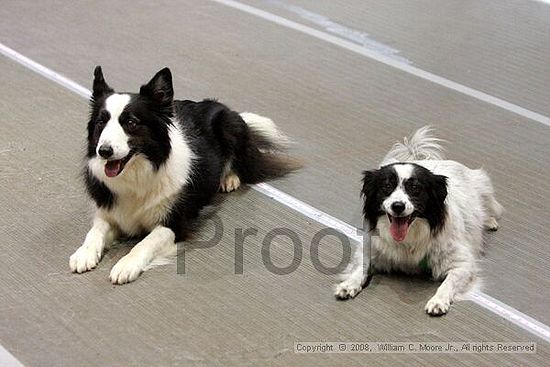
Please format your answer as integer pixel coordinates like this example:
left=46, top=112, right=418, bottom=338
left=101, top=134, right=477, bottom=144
left=391, top=201, right=406, bottom=214
left=98, top=145, right=113, bottom=159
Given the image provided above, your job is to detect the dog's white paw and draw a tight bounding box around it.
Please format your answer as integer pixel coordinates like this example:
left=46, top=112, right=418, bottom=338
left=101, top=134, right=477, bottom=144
left=69, top=243, right=103, bottom=273
left=425, top=295, right=450, bottom=316
left=109, top=253, right=146, bottom=284
left=220, top=173, right=241, bottom=193
left=484, top=217, right=499, bottom=231
left=335, top=280, right=363, bottom=300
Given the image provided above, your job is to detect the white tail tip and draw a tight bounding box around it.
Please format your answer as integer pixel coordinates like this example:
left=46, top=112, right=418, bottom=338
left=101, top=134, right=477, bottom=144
left=240, top=112, right=291, bottom=147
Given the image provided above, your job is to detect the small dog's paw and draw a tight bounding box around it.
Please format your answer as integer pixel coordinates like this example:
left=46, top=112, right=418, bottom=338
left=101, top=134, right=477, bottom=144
left=220, top=173, right=241, bottom=193
left=69, top=244, right=102, bottom=273
left=109, top=253, right=145, bottom=285
left=425, top=296, right=450, bottom=316
left=334, top=280, right=363, bottom=300
left=484, top=217, right=499, bottom=231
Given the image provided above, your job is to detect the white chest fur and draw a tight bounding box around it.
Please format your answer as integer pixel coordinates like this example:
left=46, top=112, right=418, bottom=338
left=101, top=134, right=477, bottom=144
left=100, top=174, right=179, bottom=235
left=89, top=122, right=194, bottom=235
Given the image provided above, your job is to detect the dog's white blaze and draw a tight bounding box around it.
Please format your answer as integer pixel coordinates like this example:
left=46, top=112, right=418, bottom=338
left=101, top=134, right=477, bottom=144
left=393, top=163, right=414, bottom=179
left=97, top=93, right=131, bottom=159
left=383, top=164, right=415, bottom=216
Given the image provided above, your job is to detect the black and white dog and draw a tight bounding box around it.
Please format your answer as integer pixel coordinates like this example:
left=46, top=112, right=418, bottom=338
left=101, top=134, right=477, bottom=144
left=335, top=127, right=503, bottom=315
left=69, top=66, right=297, bottom=284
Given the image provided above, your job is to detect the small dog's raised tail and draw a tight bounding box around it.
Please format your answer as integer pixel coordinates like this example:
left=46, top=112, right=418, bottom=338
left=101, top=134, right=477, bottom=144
left=236, top=112, right=301, bottom=183
left=381, top=125, right=445, bottom=166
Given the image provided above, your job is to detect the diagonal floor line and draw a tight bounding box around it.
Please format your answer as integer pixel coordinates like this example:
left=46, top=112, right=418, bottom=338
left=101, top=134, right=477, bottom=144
left=209, top=0, right=550, bottom=128
left=0, top=43, right=90, bottom=99
left=0, top=344, right=25, bottom=367
left=1, top=42, right=549, bottom=343
left=469, top=293, right=550, bottom=342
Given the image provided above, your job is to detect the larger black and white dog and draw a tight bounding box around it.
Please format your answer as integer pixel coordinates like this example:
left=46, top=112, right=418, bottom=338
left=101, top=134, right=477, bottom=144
left=69, top=67, right=296, bottom=284
left=335, top=127, right=503, bottom=315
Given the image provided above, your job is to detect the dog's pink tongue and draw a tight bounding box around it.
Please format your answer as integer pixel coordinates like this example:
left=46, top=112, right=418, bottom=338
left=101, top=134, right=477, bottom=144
left=390, top=217, right=409, bottom=242
left=104, top=160, right=122, bottom=178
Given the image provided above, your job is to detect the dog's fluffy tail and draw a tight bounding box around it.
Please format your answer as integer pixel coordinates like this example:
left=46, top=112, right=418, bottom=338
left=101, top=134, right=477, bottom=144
left=381, top=125, right=445, bottom=166
left=240, top=112, right=291, bottom=148
left=236, top=112, right=301, bottom=183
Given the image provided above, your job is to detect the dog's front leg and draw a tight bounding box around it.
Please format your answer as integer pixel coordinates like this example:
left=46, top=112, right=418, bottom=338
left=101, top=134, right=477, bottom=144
left=334, top=261, right=369, bottom=299
left=334, top=240, right=375, bottom=299
left=425, top=265, right=475, bottom=316
left=110, top=226, right=176, bottom=284
left=70, top=214, right=117, bottom=273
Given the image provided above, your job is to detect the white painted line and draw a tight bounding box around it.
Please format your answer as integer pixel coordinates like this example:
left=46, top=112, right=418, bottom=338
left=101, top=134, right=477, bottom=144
left=254, top=183, right=364, bottom=243
left=469, top=292, right=550, bottom=343
left=210, top=0, right=550, bottom=128
left=0, top=43, right=90, bottom=99
left=2, top=42, right=550, bottom=343
left=0, top=345, right=25, bottom=367
left=264, top=0, right=411, bottom=64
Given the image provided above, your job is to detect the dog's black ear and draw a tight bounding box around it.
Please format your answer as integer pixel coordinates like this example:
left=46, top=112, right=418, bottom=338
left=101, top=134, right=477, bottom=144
left=426, top=174, right=448, bottom=233
left=430, top=174, right=448, bottom=205
left=361, top=170, right=378, bottom=200
left=140, top=67, right=174, bottom=107
left=361, top=170, right=380, bottom=230
left=92, top=66, right=113, bottom=99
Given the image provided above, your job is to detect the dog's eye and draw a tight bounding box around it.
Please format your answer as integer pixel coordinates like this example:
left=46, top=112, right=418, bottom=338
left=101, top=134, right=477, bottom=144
left=96, top=111, right=109, bottom=126
left=409, top=183, right=421, bottom=193
left=127, top=119, right=137, bottom=130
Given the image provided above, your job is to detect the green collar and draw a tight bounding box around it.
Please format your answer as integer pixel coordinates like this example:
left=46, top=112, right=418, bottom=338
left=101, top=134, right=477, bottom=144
left=418, top=256, right=431, bottom=273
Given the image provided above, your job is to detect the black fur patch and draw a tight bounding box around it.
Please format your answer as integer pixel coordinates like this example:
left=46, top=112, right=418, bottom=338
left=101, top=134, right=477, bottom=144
left=83, top=169, right=116, bottom=209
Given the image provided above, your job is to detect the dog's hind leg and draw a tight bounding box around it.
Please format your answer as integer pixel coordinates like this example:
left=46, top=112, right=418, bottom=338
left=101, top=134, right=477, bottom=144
left=219, top=161, right=241, bottom=193
left=484, top=217, right=500, bottom=231
left=475, top=169, right=503, bottom=231
left=483, top=194, right=503, bottom=231
left=109, top=226, right=176, bottom=284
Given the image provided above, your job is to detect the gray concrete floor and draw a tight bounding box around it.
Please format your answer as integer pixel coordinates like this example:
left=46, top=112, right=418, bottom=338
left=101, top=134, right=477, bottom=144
left=1, top=0, right=549, bottom=366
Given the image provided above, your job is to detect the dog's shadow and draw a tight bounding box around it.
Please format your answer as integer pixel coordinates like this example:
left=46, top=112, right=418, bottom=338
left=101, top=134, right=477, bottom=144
left=366, top=271, right=439, bottom=305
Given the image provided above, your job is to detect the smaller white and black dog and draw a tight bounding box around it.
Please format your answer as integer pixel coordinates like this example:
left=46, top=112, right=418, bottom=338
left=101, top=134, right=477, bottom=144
left=70, top=66, right=297, bottom=284
left=335, top=127, right=503, bottom=315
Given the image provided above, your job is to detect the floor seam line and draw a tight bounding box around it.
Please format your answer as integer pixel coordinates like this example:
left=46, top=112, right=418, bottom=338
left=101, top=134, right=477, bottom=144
left=209, top=0, right=550, bottom=128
